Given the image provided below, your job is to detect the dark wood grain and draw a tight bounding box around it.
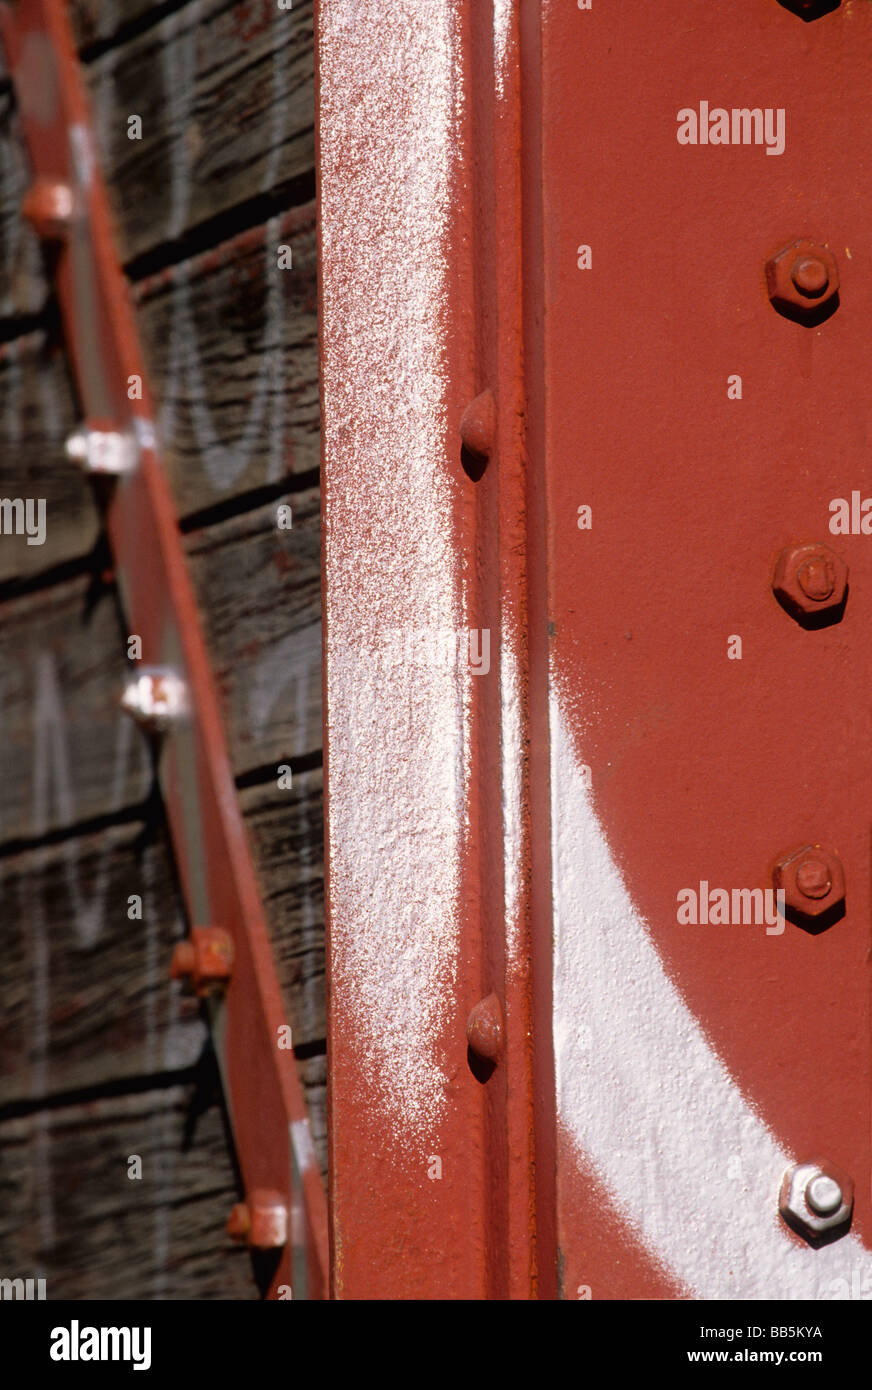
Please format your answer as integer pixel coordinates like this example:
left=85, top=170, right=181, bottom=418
left=0, top=768, right=325, bottom=1106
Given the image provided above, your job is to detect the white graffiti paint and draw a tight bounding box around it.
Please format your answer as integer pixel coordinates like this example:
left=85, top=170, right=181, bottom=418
left=320, top=0, right=466, bottom=1141
left=550, top=681, right=872, bottom=1298
left=493, top=0, right=514, bottom=100
left=31, top=650, right=145, bottom=948
left=159, top=214, right=285, bottom=493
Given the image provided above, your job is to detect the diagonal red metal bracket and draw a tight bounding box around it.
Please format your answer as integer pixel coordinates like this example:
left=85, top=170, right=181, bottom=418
left=1, top=0, right=327, bottom=1298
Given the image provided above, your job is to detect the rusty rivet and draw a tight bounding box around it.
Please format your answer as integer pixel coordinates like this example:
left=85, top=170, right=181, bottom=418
left=227, top=1190, right=288, bottom=1250
left=170, top=926, right=234, bottom=997
left=466, top=993, right=503, bottom=1062
left=766, top=239, right=839, bottom=324
left=780, top=1159, right=853, bottom=1245
left=459, top=389, right=495, bottom=463
left=772, top=543, right=847, bottom=625
left=773, top=843, right=845, bottom=927
left=21, top=177, right=74, bottom=239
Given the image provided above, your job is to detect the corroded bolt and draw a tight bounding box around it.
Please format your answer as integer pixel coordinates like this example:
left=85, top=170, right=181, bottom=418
left=466, top=993, right=503, bottom=1062
left=795, top=857, right=831, bottom=900
left=766, top=239, right=839, bottom=322
left=772, top=543, right=847, bottom=623
left=773, top=843, right=845, bottom=925
left=791, top=257, right=829, bottom=298
left=796, top=557, right=834, bottom=602
left=121, top=666, right=188, bottom=733
left=22, top=177, right=74, bottom=239
left=170, top=926, right=234, bottom=997
left=780, top=1160, right=853, bottom=1244
left=459, top=389, right=496, bottom=463
left=226, top=1190, right=288, bottom=1251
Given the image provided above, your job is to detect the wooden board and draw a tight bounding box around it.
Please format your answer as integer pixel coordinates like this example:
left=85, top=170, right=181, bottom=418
left=0, top=1088, right=261, bottom=1299
left=0, top=768, right=325, bottom=1107
left=84, top=0, right=314, bottom=263
left=135, top=202, right=319, bottom=510
left=0, top=488, right=320, bottom=836
left=0, top=333, right=99, bottom=582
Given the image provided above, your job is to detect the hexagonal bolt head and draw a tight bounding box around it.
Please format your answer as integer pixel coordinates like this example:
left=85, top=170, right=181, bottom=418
left=21, top=177, right=75, bottom=240
left=466, top=993, right=504, bottom=1063
left=776, top=0, right=840, bottom=20
left=765, top=239, right=839, bottom=324
left=779, top=1160, right=853, bottom=1245
left=65, top=427, right=139, bottom=476
left=170, top=926, right=234, bottom=997
left=772, top=543, right=848, bottom=626
left=226, top=1190, right=288, bottom=1251
left=773, top=843, right=845, bottom=929
left=121, top=666, right=189, bottom=733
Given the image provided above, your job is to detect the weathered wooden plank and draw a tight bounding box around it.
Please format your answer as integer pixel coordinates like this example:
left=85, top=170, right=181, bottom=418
left=0, top=198, right=317, bottom=581
left=0, top=87, right=52, bottom=320
left=0, top=333, right=100, bottom=581
left=135, top=201, right=318, bottom=510
left=69, top=0, right=169, bottom=51
left=186, top=487, right=321, bottom=770
left=240, top=769, right=324, bottom=1047
left=0, top=819, right=205, bottom=1107
left=0, top=767, right=325, bottom=1106
left=85, top=0, right=314, bottom=262
left=0, top=481, right=320, bottom=835
left=0, top=1087, right=260, bottom=1299
left=0, top=574, right=153, bottom=840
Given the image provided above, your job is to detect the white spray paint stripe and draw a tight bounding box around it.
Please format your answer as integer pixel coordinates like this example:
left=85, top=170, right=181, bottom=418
left=163, top=2, right=198, bottom=242
left=501, top=619, right=524, bottom=977
left=493, top=0, right=513, bottom=100
left=550, top=681, right=872, bottom=1298
left=319, top=0, right=466, bottom=1142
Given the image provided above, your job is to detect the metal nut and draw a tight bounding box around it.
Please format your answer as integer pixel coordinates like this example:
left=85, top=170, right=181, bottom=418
left=170, top=926, right=234, bottom=997
left=226, top=1190, right=288, bottom=1251
left=772, top=543, right=847, bottom=623
left=773, top=844, right=845, bottom=925
left=65, top=426, right=138, bottom=476
left=765, top=239, right=839, bottom=323
left=22, top=177, right=75, bottom=239
left=779, top=1160, right=853, bottom=1244
left=121, top=666, right=188, bottom=732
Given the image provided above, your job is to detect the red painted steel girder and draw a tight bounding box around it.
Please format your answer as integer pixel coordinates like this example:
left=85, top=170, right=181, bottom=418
left=3, top=0, right=327, bottom=1298
left=320, top=0, right=872, bottom=1299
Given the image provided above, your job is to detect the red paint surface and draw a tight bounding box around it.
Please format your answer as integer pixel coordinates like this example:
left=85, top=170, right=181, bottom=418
left=533, top=0, right=872, bottom=1285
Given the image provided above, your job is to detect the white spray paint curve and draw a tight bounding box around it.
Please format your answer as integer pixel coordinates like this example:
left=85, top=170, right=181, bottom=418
left=551, top=680, right=872, bottom=1298
left=319, top=0, right=466, bottom=1143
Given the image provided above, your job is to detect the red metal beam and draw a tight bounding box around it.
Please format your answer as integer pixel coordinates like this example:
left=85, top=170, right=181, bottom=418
left=318, top=0, right=556, bottom=1299
left=320, top=0, right=872, bottom=1300
left=2, top=0, right=327, bottom=1298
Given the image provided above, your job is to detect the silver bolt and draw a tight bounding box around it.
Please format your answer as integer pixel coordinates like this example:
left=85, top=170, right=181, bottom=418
left=806, top=1173, right=842, bottom=1216
left=65, top=427, right=138, bottom=476
left=779, top=1159, right=853, bottom=1243
left=121, top=666, right=188, bottom=733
